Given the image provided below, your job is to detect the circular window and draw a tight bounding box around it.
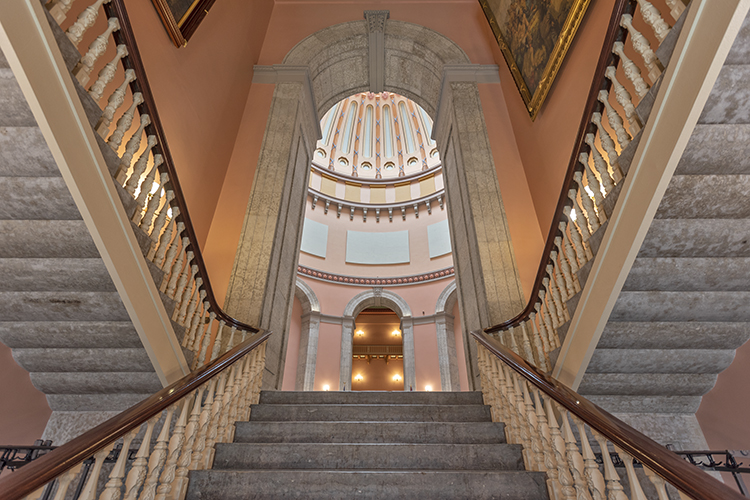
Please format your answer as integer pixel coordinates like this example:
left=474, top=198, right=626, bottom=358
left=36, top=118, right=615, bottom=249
left=361, top=162, right=372, bottom=170
left=407, top=157, right=418, bottom=167
left=384, top=162, right=395, bottom=171
left=338, top=157, right=349, bottom=167
left=315, top=148, right=326, bottom=159
left=430, top=149, right=439, bottom=158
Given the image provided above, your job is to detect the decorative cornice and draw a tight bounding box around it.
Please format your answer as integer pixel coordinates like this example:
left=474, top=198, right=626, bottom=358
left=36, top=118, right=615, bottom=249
left=364, top=10, right=389, bottom=33
left=298, top=265, right=454, bottom=287
left=310, top=160, right=442, bottom=184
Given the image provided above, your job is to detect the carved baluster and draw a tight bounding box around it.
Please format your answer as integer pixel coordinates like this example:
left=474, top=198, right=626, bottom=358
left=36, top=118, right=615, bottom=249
left=172, top=388, right=204, bottom=500
left=545, top=397, right=577, bottom=500
left=174, top=260, right=197, bottom=310
left=190, top=309, right=210, bottom=351
left=578, top=153, right=606, bottom=224
left=78, top=445, right=114, bottom=500
left=141, top=177, right=171, bottom=232
left=529, top=312, right=550, bottom=370
left=65, top=0, right=110, bottom=47
left=154, top=398, right=190, bottom=500
left=572, top=416, right=606, bottom=500
left=116, top=113, right=150, bottom=183
left=210, top=318, right=225, bottom=361
left=574, top=171, right=601, bottom=233
left=146, top=195, right=174, bottom=261
left=99, top=429, right=137, bottom=500
left=636, top=0, right=671, bottom=43
left=124, top=135, right=157, bottom=196
left=522, top=381, right=546, bottom=471
left=216, top=368, right=235, bottom=443
left=665, top=0, right=686, bottom=21
left=123, top=416, right=158, bottom=500
left=137, top=405, right=176, bottom=500
left=50, top=467, right=78, bottom=500
left=592, top=430, right=629, bottom=500
left=559, top=411, right=593, bottom=500
left=568, top=187, right=593, bottom=246
left=501, top=364, right=522, bottom=446
left=560, top=220, right=581, bottom=274
left=539, top=290, right=558, bottom=348
left=161, top=234, right=186, bottom=284
left=197, top=310, right=217, bottom=366
left=512, top=373, right=534, bottom=468
left=186, top=297, right=208, bottom=353
left=591, top=112, right=620, bottom=168
left=73, top=17, right=119, bottom=86
left=493, top=357, right=514, bottom=435
left=48, top=0, right=77, bottom=25
left=165, top=246, right=190, bottom=296
left=548, top=262, right=569, bottom=321
left=177, top=275, right=200, bottom=325
left=224, top=324, right=236, bottom=350
left=153, top=215, right=179, bottom=265
left=612, top=43, right=650, bottom=101
left=604, top=67, right=642, bottom=138
left=189, top=380, right=216, bottom=471
left=555, top=238, right=578, bottom=296
left=132, top=155, right=163, bottom=221
left=108, top=94, right=142, bottom=155
left=615, top=446, right=648, bottom=500
left=533, top=388, right=563, bottom=500
left=620, top=14, right=662, bottom=82
left=585, top=135, right=615, bottom=195
left=542, top=276, right=561, bottom=328
left=598, top=89, right=631, bottom=149
left=97, top=69, right=136, bottom=137
left=521, top=321, right=543, bottom=370
left=507, top=327, right=521, bottom=356
left=203, top=372, right=226, bottom=468
left=643, top=467, right=671, bottom=500
left=224, top=367, right=242, bottom=440
left=89, top=44, right=128, bottom=102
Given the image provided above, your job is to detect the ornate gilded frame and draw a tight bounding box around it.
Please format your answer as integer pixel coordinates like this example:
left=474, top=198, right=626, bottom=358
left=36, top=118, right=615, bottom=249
left=150, top=0, right=217, bottom=47
left=479, top=0, right=592, bottom=120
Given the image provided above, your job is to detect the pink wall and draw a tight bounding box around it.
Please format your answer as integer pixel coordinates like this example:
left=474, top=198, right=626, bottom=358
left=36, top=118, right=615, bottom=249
left=413, top=323, right=441, bottom=392
left=313, top=322, right=342, bottom=391
left=453, top=301, right=469, bottom=392
left=0, top=342, right=51, bottom=445
left=281, top=295, right=303, bottom=391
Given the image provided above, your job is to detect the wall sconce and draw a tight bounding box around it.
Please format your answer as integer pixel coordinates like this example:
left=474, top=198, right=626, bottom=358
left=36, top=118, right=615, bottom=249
left=354, top=374, right=364, bottom=382
left=323, top=384, right=330, bottom=391
left=356, top=329, right=365, bottom=336
left=425, top=385, right=433, bottom=391
left=392, top=329, right=401, bottom=336
left=393, top=374, right=402, bottom=382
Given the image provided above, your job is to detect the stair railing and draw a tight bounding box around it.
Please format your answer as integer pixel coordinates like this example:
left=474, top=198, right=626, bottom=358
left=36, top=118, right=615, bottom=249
left=44, top=0, right=257, bottom=366
left=472, top=330, right=746, bottom=500
left=0, top=330, right=270, bottom=500
left=484, top=0, right=685, bottom=370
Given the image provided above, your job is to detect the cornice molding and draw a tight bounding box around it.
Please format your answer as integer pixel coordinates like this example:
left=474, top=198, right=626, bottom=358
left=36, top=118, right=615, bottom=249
left=298, top=265, right=454, bottom=287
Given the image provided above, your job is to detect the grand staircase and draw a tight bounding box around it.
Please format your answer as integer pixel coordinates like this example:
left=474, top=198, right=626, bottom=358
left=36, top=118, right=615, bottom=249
left=577, top=12, right=750, bottom=448
left=187, top=391, right=549, bottom=499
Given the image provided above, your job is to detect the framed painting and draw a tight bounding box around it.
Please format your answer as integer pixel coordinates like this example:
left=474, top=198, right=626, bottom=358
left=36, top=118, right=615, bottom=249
left=150, top=0, right=217, bottom=47
left=479, top=0, right=592, bottom=120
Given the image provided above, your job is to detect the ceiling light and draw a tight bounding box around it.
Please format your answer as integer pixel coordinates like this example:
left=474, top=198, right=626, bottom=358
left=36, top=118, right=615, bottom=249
left=323, top=384, right=330, bottom=391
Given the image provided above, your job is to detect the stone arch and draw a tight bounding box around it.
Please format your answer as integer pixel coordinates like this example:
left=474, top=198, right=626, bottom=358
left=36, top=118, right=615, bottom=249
left=435, top=280, right=461, bottom=391
left=340, top=288, right=415, bottom=390
left=435, top=279, right=458, bottom=314
left=294, top=278, right=320, bottom=390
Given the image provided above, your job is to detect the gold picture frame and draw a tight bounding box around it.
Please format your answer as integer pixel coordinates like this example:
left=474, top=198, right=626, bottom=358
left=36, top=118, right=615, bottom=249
left=150, top=0, right=217, bottom=47
left=479, top=0, right=592, bottom=120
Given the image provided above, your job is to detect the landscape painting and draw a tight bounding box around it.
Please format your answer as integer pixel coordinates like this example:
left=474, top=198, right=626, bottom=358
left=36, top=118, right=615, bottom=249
left=151, top=0, right=217, bottom=47
left=479, top=0, right=592, bottom=120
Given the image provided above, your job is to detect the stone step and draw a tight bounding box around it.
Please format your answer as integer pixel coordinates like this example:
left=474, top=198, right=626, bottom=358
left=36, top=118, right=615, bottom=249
left=0, top=321, right=142, bottom=348
left=29, top=371, right=162, bottom=394
left=0, top=68, right=36, bottom=127
left=0, top=291, right=129, bottom=321
left=12, top=347, right=155, bottom=372
left=656, top=175, right=750, bottom=219
left=586, top=348, right=735, bottom=374
left=0, top=220, right=99, bottom=258
left=212, top=443, right=525, bottom=471
left=623, top=257, right=750, bottom=291
left=597, top=322, right=750, bottom=350
left=258, top=390, right=484, bottom=406
left=248, top=404, right=492, bottom=423
left=186, top=470, right=549, bottom=500
left=0, top=177, right=80, bottom=220
left=0, top=127, right=60, bottom=177
left=637, top=219, right=750, bottom=258
left=611, top=291, right=750, bottom=322
left=233, top=421, right=506, bottom=444
left=0, top=258, right=116, bottom=292
left=698, top=64, right=750, bottom=125
left=578, top=373, right=717, bottom=396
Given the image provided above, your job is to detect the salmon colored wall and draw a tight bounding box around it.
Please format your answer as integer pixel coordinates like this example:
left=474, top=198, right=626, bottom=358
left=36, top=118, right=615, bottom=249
left=0, top=342, right=51, bottom=445
left=414, top=324, right=441, bottom=392
left=453, top=301, right=470, bottom=391
left=281, top=295, right=303, bottom=391
left=313, top=322, right=342, bottom=391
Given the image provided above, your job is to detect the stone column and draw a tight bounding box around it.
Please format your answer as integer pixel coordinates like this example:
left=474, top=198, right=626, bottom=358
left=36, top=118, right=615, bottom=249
left=435, top=312, right=460, bottom=391
left=434, top=78, right=525, bottom=390
left=296, top=311, right=320, bottom=390
left=224, top=73, right=320, bottom=390
left=401, top=317, right=416, bottom=391
left=339, top=317, right=354, bottom=391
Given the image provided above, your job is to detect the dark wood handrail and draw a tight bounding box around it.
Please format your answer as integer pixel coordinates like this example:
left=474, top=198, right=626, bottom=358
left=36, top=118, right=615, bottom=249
left=106, top=0, right=257, bottom=333
left=0, top=330, right=271, bottom=500
left=486, top=0, right=632, bottom=333
left=472, top=330, right=746, bottom=500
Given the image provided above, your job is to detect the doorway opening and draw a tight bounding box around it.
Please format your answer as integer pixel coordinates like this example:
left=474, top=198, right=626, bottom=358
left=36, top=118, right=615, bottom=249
left=351, top=307, right=404, bottom=391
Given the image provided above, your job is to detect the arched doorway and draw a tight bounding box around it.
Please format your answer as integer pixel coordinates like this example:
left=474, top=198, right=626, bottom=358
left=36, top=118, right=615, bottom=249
left=225, top=12, right=525, bottom=391
left=352, top=307, right=404, bottom=391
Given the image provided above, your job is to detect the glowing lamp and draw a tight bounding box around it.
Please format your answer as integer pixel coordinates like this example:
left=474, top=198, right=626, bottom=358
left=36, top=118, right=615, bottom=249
left=393, top=374, right=402, bottom=382
left=356, top=329, right=364, bottom=336
left=425, top=385, right=433, bottom=391
left=392, top=329, right=401, bottom=336
left=323, top=384, right=330, bottom=391
left=354, top=374, right=364, bottom=382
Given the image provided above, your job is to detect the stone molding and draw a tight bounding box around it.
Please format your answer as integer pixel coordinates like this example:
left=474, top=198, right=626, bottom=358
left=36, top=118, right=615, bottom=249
left=298, top=265, right=454, bottom=287
left=364, top=10, right=389, bottom=92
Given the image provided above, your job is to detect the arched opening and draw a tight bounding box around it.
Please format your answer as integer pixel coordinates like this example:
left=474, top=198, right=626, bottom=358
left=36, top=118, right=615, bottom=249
left=352, top=307, right=404, bottom=391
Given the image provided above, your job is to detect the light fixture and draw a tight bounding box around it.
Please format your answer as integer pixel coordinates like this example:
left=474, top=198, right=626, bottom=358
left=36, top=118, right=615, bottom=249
left=393, top=374, right=402, bottom=382
left=356, top=329, right=364, bottom=336
left=425, top=385, right=433, bottom=391
left=323, top=384, right=330, bottom=391
left=392, top=329, right=401, bottom=336
left=354, top=374, right=363, bottom=382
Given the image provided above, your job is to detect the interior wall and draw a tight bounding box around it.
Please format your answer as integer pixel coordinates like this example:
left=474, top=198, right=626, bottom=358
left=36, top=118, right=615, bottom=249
left=313, top=322, right=342, bottom=391
left=281, top=295, right=303, bottom=391
left=413, top=323, right=441, bottom=391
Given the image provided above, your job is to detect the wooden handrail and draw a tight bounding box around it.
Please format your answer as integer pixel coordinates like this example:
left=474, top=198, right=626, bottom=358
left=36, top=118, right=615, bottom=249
left=106, top=0, right=256, bottom=333
left=485, top=0, right=632, bottom=333
left=472, top=330, right=746, bottom=500
left=0, top=330, right=271, bottom=500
